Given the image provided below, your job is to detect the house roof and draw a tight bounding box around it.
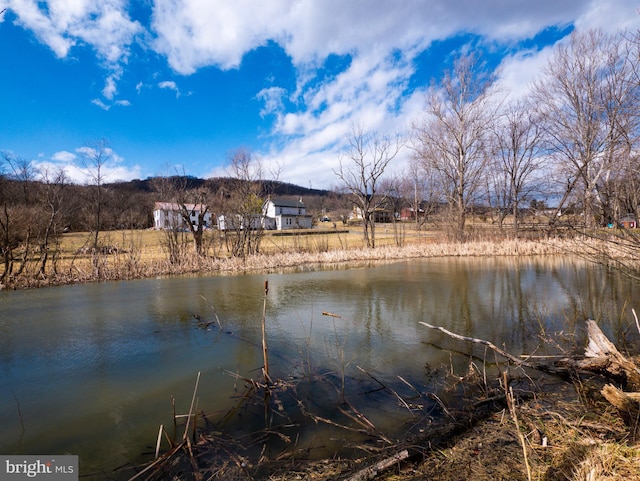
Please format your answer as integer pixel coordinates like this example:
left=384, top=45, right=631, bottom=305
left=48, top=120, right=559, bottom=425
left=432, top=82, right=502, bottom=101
left=154, top=202, right=208, bottom=211
left=267, top=198, right=304, bottom=208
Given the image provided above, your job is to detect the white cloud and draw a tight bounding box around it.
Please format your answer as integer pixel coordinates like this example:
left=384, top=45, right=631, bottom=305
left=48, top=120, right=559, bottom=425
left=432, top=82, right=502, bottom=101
left=149, top=0, right=598, bottom=76
left=150, top=0, right=293, bottom=74
left=91, top=98, right=110, bottom=110
left=102, top=75, right=118, bottom=100
left=495, top=47, right=556, bottom=103
left=257, top=87, right=287, bottom=118
left=158, top=80, right=181, bottom=97
left=4, top=0, right=142, bottom=63
left=3, top=0, right=141, bottom=105
left=151, top=0, right=617, bottom=187
left=91, top=97, right=130, bottom=110
left=34, top=145, right=139, bottom=184
left=51, top=150, right=76, bottom=162
left=575, top=0, right=640, bottom=32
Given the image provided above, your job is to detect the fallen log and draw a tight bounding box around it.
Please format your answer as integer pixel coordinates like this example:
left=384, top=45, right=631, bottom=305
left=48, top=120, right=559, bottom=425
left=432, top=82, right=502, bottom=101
left=420, top=319, right=640, bottom=441
left=344, top=449, right=409, bottom=481
left=578, top=320, right=640, bottom=390
left=601, top=384, right=640, bottom=437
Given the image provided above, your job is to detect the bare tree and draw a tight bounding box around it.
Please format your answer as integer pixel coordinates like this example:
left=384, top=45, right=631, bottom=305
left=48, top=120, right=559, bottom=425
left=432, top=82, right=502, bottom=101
left=489, top=99, right=545, bottom=232
left=413, top=53, right=500, bottom=240
left=220, top=148, right=268, bottom=258
left=379, top=175, right=405, bottom=246
left=334, top=125, right=402, bottom=248
left=150, top=175, right=188, bottom=264
left=150, top=172, right=214, bottom=260
left=7, top=154, right=38, bottom=204
left=405, top=157, right=440, bottom=233
left=80, top=139, right=113, bottom=250
left=176, top=183, right=210, bottom=257
left=532, top=29, right=637, bottom=229
left=0, top=153, right=14, bottom=286
left=36, top=167, right=68, bottom=278
left=0, top=152, right=41, bottom=285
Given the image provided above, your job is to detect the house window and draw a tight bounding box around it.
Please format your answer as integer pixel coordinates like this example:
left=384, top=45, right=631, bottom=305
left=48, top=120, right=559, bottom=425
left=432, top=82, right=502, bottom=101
left=279, top=208, right=283, bottom=214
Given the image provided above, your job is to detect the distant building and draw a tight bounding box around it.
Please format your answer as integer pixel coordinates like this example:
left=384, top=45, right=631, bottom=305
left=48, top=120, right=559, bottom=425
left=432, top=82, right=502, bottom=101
left=619, top=214, right=637, bottom=229
left=262, top=198, right=313, bottom=230
left=399, top=206, right=425, bottom=221
left=153, top=202, right=212, bottom=230
left=351, top=205, right=394, bottom=223
left=217, top=214, right=264, bottom=231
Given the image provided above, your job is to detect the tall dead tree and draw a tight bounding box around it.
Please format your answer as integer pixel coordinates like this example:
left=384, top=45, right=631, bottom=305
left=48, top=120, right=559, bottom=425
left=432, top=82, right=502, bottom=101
left=80, top=139, right=112, bottom=250
left=413, top=53, right=500, bottom=240
left=489, top=99, right=545, bottom=232
left=36, top=167, right=68, bottom=278
left=532, top=29, right=637, bottom=229
left=220, top=148, right=268, bottom=258
left=334, top=125, right=402, bottom=248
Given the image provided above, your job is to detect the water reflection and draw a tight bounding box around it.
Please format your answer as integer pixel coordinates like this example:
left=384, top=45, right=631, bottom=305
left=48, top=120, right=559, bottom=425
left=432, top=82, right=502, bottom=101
left=0, top=256, right=638, bottom=478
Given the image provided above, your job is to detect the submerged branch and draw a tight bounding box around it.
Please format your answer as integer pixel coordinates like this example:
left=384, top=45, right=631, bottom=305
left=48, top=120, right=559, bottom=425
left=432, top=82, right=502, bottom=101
left=419, top=321, right=535, bottom=368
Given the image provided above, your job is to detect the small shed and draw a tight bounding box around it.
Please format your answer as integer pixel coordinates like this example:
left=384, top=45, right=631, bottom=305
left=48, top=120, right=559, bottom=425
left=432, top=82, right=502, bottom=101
left=620, top=214, right=637, bottom=229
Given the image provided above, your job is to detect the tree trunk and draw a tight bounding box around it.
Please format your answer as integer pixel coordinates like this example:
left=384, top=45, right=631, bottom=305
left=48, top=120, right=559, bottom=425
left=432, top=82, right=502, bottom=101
left=578, top=320, right=640, bottom=390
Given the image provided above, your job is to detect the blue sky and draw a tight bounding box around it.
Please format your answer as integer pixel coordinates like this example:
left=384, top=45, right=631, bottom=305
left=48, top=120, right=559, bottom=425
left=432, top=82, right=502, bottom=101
left=1, top=1, right=639, bottom=189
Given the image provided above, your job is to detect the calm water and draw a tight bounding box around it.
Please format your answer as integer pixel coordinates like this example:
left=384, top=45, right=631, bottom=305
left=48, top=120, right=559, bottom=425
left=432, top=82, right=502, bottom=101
left=1, top=256, right=638, bottom=477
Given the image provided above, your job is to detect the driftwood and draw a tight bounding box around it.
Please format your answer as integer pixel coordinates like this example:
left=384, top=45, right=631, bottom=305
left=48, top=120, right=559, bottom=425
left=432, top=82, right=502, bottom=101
left=601, top=384, right=640, bottom=438
left=421, top=319, right=640, bottom=439
left=586, top=321, right=640, bottom=437
left=419, top=321, right=537, bottom=368
left=344, top=449, right=409, bottom=481
left=578, top=320, right=640, bottom=390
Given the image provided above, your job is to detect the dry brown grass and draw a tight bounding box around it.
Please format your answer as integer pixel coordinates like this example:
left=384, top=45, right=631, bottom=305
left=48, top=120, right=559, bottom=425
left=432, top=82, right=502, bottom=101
left=1, top=225, right=580, bottom=288
left=262, top=381, right=640, bottom=481
left=367, top=386, right=640, bottom=481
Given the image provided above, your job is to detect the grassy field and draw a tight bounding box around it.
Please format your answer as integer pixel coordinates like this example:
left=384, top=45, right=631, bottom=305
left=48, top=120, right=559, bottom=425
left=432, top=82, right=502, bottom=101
left=60, top=223, right=429, bottom=260
left=1, top=221, right=577, bottom=289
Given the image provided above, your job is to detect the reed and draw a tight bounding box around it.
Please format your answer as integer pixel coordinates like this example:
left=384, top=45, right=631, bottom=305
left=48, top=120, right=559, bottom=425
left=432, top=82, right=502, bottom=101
left=261, top=280, right=270, bottom=383
left=2, top=228, right=578, bottom=289
left=0, top=221, right=584, bottom=288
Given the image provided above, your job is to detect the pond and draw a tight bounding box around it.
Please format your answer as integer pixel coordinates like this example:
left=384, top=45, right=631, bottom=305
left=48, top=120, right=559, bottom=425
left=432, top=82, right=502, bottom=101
left=0, top=256, right=638, bottom=478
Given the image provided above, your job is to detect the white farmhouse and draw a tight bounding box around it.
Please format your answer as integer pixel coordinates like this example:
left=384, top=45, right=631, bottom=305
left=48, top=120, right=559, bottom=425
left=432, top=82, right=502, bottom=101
left=217, top=213, right=264, bottom=231
left=153, top=202, right=213, bottom=230
left=262, top=198, right=313, bottom=230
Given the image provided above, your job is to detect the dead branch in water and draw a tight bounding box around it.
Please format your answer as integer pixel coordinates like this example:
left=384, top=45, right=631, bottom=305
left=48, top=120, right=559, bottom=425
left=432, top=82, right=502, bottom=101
left=419, top=321, right=537, bottom=368
left=261, top=280, right=270, bottom=383
left=421, top=318, right=640, bottom=448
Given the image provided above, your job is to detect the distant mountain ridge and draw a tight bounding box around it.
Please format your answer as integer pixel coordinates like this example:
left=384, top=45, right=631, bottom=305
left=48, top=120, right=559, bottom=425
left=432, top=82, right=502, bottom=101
left=110, top=176, right=331, bottom=198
